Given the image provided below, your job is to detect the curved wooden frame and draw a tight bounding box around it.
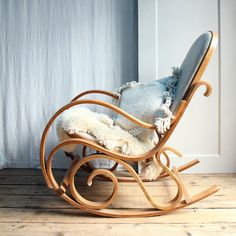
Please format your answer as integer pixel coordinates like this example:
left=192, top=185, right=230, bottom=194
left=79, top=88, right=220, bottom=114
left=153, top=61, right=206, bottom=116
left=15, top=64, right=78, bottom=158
left=40, top=31, right=220, bottom=217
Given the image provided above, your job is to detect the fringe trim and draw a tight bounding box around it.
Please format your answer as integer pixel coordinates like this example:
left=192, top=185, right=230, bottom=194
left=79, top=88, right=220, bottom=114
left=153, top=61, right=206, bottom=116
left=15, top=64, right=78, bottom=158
left=113, top=67, right=180, bottom=135
left=154, top=67, right=179, bottom=134
left=172, top=66, right=181, bottom=77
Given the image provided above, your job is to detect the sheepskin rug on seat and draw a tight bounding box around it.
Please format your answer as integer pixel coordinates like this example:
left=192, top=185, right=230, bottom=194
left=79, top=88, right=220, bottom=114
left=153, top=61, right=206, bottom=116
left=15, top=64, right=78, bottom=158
left=57, top=107, right=162, bottom=180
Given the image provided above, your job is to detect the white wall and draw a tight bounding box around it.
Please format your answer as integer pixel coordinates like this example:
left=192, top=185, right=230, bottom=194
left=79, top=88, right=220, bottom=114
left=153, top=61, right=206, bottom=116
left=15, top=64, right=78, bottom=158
left=0, top=0, right=138, bottom=168
left=138, top=0, right=236, bottom=172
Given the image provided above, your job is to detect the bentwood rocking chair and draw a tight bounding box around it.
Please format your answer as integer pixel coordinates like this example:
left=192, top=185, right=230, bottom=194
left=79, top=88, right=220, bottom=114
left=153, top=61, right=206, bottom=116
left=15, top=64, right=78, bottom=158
left=40, top=31, right=220, bottom=217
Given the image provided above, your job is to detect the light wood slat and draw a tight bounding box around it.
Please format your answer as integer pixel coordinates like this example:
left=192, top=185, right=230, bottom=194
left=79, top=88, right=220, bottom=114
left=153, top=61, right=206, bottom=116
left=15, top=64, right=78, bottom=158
left=0, top=194, right=235, bottom=209
left=0, top=208, right=235, bottom=224
left=0, top=184, right=235, bottom=197
left=0, top=173, right=235, bottom=186
left=0, top=223, right=236, bottom=236
left=0, top=169, right=235, bottom=179
left=173, top=167, right=192, bottom=203
left=0, top=185, right=182, bottom=197
left=0, top=185, right=54, bottom=196
left=0, top=168, right=87, bottom=176
left=0, top=169, right=43, bottom=176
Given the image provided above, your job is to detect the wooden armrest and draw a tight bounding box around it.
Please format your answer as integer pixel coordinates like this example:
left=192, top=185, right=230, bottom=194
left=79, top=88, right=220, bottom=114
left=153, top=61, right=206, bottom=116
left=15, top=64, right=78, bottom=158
left=70, top=90, right=157, bottom=129
left=71, top=90, right=119, bottom=102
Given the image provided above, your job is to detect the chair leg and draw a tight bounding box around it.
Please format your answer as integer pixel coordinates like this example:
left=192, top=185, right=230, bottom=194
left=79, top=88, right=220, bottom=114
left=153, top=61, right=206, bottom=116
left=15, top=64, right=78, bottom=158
left=57, top=156, right=80, bottom=195
left=172, top=166, right=192, bottom=204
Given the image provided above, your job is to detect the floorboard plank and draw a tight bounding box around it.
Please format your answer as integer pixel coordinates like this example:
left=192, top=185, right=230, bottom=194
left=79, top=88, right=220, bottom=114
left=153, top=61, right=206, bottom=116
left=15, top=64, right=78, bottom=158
left=0, top=223, right=236, bottom=236
left=0, top=183, right=234, bottom=197
left=0, top=194, right=235, bottom=209
left=0, top=208, right=235, bottom=224
left=0, top=169, right=235, bottom=235
left=1, top=173, right=235, bottom=186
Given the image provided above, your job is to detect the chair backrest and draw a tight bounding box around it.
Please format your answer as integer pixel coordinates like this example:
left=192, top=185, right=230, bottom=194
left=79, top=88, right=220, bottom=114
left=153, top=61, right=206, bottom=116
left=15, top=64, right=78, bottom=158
left=171, top=31, right=218, bottom=113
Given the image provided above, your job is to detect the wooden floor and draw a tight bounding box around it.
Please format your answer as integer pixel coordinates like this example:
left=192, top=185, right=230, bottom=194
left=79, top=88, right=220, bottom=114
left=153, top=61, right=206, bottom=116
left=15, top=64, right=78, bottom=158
left=0, top=169, right=235, bottom=236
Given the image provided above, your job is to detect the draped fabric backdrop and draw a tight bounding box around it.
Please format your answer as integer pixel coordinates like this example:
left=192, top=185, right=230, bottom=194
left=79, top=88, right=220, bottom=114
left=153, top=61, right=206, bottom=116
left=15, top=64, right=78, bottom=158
left=0, top=0, right=138, bottom=168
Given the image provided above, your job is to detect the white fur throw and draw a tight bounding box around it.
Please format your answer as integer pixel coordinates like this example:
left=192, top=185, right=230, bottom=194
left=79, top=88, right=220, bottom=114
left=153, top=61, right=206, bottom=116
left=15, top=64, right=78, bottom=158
left=56, top=107, right=162, bottom=180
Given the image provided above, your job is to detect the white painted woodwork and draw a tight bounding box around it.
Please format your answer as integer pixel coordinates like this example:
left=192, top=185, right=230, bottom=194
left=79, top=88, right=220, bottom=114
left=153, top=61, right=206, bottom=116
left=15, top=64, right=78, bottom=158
left=138, top=0, right=158, bottom=82
left=138, top=0, right=236, bottom=172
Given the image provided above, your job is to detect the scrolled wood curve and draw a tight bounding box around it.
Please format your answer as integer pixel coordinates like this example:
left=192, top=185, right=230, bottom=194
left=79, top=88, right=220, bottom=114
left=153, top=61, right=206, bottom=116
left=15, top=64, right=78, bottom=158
left=46, top=147, right=119, bottom=210
left=72, top=156, right=183, bottom=211
left=186, top=80, right=212, bottom=101
left=70, top=168, right=119, bottom=210
left=45, top=139, right=184, bottom=211
left=159, top=146, right=182, bottom=176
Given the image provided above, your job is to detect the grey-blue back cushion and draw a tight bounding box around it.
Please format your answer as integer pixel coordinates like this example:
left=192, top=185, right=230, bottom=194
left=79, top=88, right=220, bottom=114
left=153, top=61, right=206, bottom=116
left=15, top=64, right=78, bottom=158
left=171, top=32, right=213, bottom=113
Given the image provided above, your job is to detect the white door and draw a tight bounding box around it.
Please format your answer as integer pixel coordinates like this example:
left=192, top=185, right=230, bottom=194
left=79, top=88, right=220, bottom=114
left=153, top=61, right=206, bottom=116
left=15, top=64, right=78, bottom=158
left=138, top=0, right=236, bottom=173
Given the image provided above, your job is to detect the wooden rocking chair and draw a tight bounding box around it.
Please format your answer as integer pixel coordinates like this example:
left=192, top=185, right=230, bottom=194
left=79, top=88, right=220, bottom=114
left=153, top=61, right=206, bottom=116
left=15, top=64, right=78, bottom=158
left=40, top=31, right=221, bottom=217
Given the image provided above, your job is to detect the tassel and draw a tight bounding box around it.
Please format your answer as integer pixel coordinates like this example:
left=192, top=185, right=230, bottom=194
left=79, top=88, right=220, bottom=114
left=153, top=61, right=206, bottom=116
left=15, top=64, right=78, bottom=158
left=172, top=66, right=181, bottom=77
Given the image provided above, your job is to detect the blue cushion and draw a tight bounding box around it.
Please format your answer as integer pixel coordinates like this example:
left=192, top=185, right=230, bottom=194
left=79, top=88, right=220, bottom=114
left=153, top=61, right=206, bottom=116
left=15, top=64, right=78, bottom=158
left=114, top=76, right=177, bottom=138
left=171, top=32, right=213, bottom=113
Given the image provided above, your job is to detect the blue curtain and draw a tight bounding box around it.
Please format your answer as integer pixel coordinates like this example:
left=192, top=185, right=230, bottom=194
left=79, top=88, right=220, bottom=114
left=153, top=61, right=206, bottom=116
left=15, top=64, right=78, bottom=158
left=0, top=0, right=138, bottom=168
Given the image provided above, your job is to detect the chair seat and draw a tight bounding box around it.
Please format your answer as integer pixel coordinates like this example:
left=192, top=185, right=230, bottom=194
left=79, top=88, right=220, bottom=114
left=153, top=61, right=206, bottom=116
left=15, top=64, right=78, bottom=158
left=56, top=107, right=154, bottom=155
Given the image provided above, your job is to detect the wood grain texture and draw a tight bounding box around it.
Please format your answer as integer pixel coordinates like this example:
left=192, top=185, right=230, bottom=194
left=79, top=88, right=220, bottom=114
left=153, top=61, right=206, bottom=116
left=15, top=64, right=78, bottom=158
left=0, top=169, right=235, bottom=235
left=1, top=223, right=236, bottom=236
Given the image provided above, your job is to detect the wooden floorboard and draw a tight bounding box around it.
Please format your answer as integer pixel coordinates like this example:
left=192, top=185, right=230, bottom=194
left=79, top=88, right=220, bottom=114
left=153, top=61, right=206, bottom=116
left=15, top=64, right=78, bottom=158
left=0, top=169, right=235, bottom=235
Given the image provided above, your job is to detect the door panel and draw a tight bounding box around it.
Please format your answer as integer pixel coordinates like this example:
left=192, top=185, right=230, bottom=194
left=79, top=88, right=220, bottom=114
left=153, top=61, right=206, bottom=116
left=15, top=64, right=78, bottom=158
left=138, top=0, right=236, bottom=172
